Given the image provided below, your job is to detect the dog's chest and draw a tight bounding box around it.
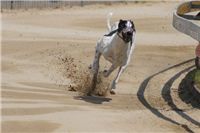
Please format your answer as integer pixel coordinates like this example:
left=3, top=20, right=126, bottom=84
left=100, top=36, right=130, bottom=64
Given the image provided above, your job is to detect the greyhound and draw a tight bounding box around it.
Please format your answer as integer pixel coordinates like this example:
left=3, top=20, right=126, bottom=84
left=88, top=12, right=136, bottom=95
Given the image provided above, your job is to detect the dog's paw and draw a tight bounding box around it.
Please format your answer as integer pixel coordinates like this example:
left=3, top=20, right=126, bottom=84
left=68, top=85, right=77, bottom=92
left=110, top=90, right=116, bottom=95
left=86, top=91, right=92, bottom=96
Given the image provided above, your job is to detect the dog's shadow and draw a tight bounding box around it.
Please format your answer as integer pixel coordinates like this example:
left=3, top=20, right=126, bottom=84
left=74, top=95, right=112, bottom=104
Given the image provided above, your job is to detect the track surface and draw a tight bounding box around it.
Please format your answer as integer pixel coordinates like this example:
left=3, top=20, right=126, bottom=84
left=2, top=2, right=200, bottom=133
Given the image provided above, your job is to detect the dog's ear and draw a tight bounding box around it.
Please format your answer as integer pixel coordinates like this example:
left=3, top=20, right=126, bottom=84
left=118, top=19, right=125, bottom=32
left=119, top=19, right=124, bottom=26
left=130, top=20, right=133, bottom=25
left=119, top=19, right=123, bottom=23
left=130, top=20, right=133, bottom=27
left=130, top=20, right=136, bottom=32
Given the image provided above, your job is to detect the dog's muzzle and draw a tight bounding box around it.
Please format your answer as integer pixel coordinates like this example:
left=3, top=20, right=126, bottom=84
left=104, top=28, right=134, bottom=43
left=122, top=31, right=133, bottom=43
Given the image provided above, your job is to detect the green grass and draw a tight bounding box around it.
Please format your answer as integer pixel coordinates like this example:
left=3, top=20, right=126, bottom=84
left=184, top=69, right=200, bottom=87
left=193, top=69, right=200, bottom=90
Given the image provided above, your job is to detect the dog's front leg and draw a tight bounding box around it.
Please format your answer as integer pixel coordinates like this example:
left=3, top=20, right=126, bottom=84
left=88, top=50, right=101, bottom=95
left=89, top=41, right=101, bottom=73
left=110, top=65, right=127, bottom=92
left=89, top=50, right=98, bottom=73
left=110, top=42, right=135, bottom=91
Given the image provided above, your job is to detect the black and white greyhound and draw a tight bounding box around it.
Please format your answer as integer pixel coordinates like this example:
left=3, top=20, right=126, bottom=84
left=89, top=12, right=136, bottom=95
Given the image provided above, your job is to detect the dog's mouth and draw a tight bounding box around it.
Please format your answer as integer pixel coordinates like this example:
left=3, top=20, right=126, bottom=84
left=122, top=31, right=133, bottom=43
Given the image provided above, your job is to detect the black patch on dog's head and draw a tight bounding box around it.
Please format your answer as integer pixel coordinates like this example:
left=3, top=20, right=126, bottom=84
left=118, top=19, right=127, bottom=32
left=118, top=19, right=136, bottom=32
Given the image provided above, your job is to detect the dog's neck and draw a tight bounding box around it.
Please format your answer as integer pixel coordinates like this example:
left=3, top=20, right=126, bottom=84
left=113, top=32, right=126, bottom=44
left=116, top=32, right=132, bottom=45
left=117, top=32, right=125, bottom=42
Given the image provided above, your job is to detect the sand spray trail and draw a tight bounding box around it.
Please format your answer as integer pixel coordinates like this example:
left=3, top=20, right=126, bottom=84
left=45, top=48, right=112, bottom=96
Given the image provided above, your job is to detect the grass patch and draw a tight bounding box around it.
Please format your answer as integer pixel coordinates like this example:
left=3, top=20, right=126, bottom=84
left=193, top=69, right=200, bottom=90
left=187, top=69, right=200, bottom=90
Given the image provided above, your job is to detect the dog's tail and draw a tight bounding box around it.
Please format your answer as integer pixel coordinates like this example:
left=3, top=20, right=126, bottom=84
left=107, top=12, right=113, bottom=32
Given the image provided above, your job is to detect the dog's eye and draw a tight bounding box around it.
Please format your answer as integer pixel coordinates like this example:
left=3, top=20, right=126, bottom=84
left=119, top=24, right=125, bottom=29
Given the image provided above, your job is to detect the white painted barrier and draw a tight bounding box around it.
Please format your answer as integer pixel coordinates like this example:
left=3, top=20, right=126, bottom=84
left=173, top=1, right=200, bottom=42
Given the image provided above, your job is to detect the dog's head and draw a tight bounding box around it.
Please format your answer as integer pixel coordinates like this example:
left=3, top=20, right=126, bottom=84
left=118, top=19, right=135, bottom=43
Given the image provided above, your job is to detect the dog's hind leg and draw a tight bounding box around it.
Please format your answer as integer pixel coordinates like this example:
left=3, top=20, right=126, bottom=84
left=88, top=51, right=96, bottom=72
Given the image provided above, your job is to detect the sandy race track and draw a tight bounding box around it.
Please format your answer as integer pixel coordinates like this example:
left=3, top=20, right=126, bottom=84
left=1, top=2, right=200, bottom=133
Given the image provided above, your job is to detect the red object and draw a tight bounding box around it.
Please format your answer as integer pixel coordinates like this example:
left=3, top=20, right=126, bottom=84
left=195, top=43, right=200, bottom=57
